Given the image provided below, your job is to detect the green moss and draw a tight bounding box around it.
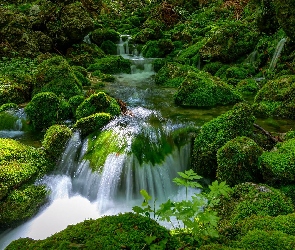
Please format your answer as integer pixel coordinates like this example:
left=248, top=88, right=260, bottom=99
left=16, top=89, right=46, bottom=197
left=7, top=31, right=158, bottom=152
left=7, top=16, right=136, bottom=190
left=42, top=125, right=73, bottom=160
left=101, top=40, right=117, bottom=55
left=0, top=112, right=18, bottom=130
left=253, top=75, right=295, bottom=119
left=92, top=70, right=116, bottom=82
left=0, top=184, right=48, bottom=229
left=68, top=95, right=85, bottom=117
left=73, top=70, right=91, bottom=86
left=74, top=113, right=112, bottom=137
left=236, top=79, right=259, bottom=95
left=90, top=28, right=120, bottom=46
left=84, top=130, right=127, bottom=171
left=0, top=102, right=18, bottom=113
left=155, top=62, right=198, bottom=87
left=174, top=71, right=242, bottom=107
left=259, top=138, right=295, bottom=184
left=285, top=130, right=295, bottom=140
left=234, top=230, right=295, bottom=250
left=217, top=136, right=263, bottom=186
left=75, top=92, right=120, bottom=120
left=34, top=56, right=83, bottom=99
left=142, top=39, right=174, bottom=58
left=7, top=213, right=179, bottom=249
left=87, top=56, right=131, bottom=74
left=192, top=103, right=255, bottom=178
left=202, top=61, right=224, bottom=75
left=133, top=28, right=163, bottom=43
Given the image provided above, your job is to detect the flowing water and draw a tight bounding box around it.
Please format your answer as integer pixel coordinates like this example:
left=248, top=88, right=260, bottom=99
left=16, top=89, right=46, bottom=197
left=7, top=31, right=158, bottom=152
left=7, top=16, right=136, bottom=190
left=1, top=37, right=295, bottom=249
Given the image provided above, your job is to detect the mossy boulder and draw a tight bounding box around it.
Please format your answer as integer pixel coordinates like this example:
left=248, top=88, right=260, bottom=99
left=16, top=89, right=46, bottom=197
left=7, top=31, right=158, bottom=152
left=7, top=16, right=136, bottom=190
left=75, top=92, right=120, bottom=120
left=192, top=103, right=255, bottom=178
left=253, top=75, right=295, bottom=119
left=90, top=28, right=120, bottom=46
left=155, top=62, right=198, bottom=87
left=141, top=39, right=174, bottom=58
left=68, top=95, right=85, bottom=117
left=74, top=112, right=112, bottom=137
left=236, top=79, right=259, bottom=95
left=87, top=56, right=131, bottom=74
left=33, top=56, right=83, bottom=99
left=24, top=92, right=67, bottom=130
left=174, top=71, right=242, bottom=107
left=218, top=183, right=294, bottom=225
left=101, top=40, right=117, bottom=55
left=259, top=138, right=295, bottom=184
left=199, top=21, right=259, bottom=63
left=133, top=28, right=163, bottom=44
left=0, top=77, right=30, bottom=106
left=6, top=213, right=179, bottom=249
left=42, top=125, right=73, bottom=160
left=274, top=0, right=295, bottom=41
left=0, top=103, right=18, bottom=113
left=217, top=136, right=263, bottom=186
left=0, top=184, right=48, bottom=229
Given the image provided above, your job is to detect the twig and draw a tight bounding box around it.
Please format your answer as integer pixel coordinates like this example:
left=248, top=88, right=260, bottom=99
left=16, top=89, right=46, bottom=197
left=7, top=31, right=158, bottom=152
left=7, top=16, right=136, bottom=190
left=253, top=123, right=279, bottom=143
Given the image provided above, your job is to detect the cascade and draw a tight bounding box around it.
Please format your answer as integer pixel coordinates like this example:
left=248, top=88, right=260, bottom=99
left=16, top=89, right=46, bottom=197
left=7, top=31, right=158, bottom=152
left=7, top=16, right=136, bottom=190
left=269, top=38, right=287, bottom=72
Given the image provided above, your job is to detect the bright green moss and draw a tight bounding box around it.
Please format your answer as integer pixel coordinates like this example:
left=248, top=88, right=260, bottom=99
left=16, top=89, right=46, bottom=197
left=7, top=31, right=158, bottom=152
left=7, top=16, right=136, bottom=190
left=68, top=95, right=85, bottom=117
left=75, top=92, right=120, bottom=120
left=236, top=79, right=259, bottom=95
left=253, top=75, right=295, bottom=119
left=42, top=125, right=73, bottom=160
left=285, top=130, right=295, bottom=140
left=217, top=136, right=263, bottom=186
left=0, top=102, right=18, bottom=113
left=74, top=112, right=112, bottom=137
left=175, top=40, right=206, bottom=65
left=84, top=130, right=127, bottom=171
left=202, top=61, right=224, bottom=75
left=174, top=71, right=242, bottom=107
left=155, top=62, right=198, bottom=87
left=259, top=138, right=295, bottom=184
left=87, top=56, right=131, bottom=74
left=7, top=213, right=179, bottom=249
left=192, top=103, right=255, bottom=178
left=0, top=112, right=18, bottom=130
left=0, top=184, right=48, bottom=229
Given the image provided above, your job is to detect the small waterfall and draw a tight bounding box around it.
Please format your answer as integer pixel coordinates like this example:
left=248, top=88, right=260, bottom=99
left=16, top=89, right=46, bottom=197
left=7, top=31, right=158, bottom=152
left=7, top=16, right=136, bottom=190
left=117, top=35, right=131, bottom=56
left=269, top=38, right=287, bottom=72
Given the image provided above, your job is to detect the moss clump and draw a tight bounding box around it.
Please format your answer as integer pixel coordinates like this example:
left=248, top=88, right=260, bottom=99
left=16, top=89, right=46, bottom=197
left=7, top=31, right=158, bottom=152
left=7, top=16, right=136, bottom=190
left=155, top=62, right=198, bottom=87
left=0, top=184, right=48, bottom=229
left=284, top=130, right=295, bottom=140
left=236, top=79, right=259, bottom=95
left=259, top=138, right=295, bottom=184
left=68, top=95, right=85, bottom=117
left=234, top=229, right=295, bottom=250
left=0, top=102, right=18, bottom=113
left=83, top=130, right=127, bottom=171
left=200, top=21, right=259, bottom=63
left=192, top=103, right=255, bottom=178
left=74, top=113, right=112, bottom=137
left=101, top=40, right=118, bottom=55
left=7, top=212, right=179, bottom=249
left=90, top=28, right=120, bottom=46
left=174, top=71, right=242, bottom=107
left=0, top=112, right=18, bottom=130
left=75, top=92, right=120, bottom=120
left=218, top=183, right=294, bottom=225
left=133, top=28, right=163, bottom=43
left=202, top=62, right=224, bottom=76
left=87, top=56, right=131, bottom=74
left=42, top=125, right=73, bottom=160
left=217, top=136, right=263, bottom=186
left=33, top=56, right=83, bottom=99
left=141, top=39, right=174, bottom=58
left=24, top=92, right=66, bottom=130
left=253, top=75, right=295, bottom=119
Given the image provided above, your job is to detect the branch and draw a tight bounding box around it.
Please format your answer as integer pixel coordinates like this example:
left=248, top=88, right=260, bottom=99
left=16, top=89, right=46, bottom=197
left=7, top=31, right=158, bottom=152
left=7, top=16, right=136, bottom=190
left=253, top=123, right=279, bottom=143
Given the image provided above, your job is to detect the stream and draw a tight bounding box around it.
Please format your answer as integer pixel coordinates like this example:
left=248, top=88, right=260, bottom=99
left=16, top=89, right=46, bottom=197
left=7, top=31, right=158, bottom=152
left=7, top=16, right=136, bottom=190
left=1, top=37, right=295, bottom=249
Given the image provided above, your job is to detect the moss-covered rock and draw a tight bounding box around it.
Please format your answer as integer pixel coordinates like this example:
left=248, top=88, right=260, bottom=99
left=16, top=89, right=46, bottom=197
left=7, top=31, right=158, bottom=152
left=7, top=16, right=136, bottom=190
left=42, top=125, right=73, bottom=160
left=218, top=183, right=294, bottom=225
left=192, top=103, right=255, bottom=178
left=33, top=56, right=83, bottom=99
left=133, top=28, right=163, bottom=44
left=90, top=28, right=120, bottom=46
left=0, top=184, right=48, bottom=229
left=199, top=21, right=259, bottom=63
left=174, top=71, right=242, bottom=107
left=68, top=94, right=85, bottom=117
left=217, top=136, right=263, bottom=186
left=141, top=39, right=174, bottom=58
left=0, top=112, right=19, bottom=131
left=6, top=213, right=179, bottom=249
left=253, top=75, right=295, bottom=119
left=0, top=102, right=18, bottom=113
left=155, top=62, right=198, bottom=87
left=101, top=40, right=118, bottom=55
left=74, top=112, right=112, bottom=137
left=87, top=56, right=131, bottom=74
left=274, top=0, right=295, bottom=41
left=259, top=138, right=295, bottom=184
left=236, top=79, right=259, bottom=95
left=24, top=92, right=66, bottom=130
left=75, top=92, right=120, bottom=120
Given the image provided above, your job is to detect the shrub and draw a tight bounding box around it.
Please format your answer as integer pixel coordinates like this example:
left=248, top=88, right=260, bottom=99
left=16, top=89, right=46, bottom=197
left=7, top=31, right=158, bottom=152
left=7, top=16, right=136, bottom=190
left=259, top=138, right=295, bottom=184
left=75, top=92, right=120, bottom=120
left=192, top=103, right=255, bottom=178
left=174, top=71, right=242, bottom=107
left=74, top=113, right=112, bottom=137
left=87, top=56, right=131, bottom=74
left=42, top=125, right=73, bottom=160
left=6, top=213, right=179, bottom=249
left=217, top=136, right=263, bottom=186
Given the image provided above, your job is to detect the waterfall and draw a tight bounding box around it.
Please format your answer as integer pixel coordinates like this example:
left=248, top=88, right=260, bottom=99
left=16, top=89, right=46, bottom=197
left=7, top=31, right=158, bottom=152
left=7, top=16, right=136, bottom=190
left=269, top=38, right=287, bottom=72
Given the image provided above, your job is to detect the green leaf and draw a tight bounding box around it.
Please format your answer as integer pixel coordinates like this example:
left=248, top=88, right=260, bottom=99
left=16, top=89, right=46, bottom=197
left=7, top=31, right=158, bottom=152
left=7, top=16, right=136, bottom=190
left=132, top=206, right=145, bottom=214
left=144, top=235, right=157, bottom=245
left=140, top=189, right=151, bottom=201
